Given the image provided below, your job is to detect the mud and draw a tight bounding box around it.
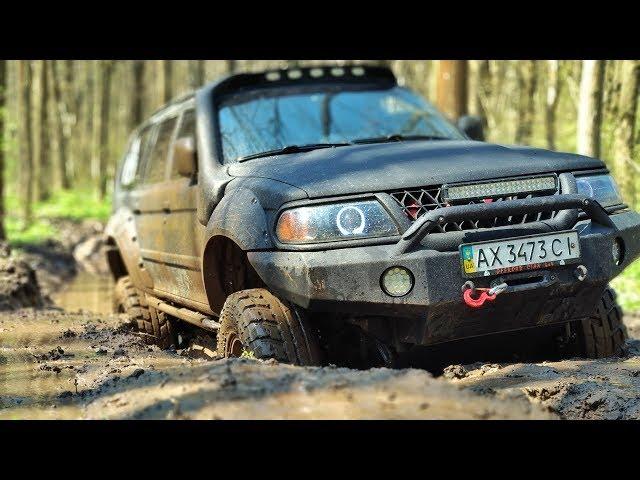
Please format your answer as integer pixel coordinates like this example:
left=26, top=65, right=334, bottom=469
left=1, top=220, right=639, bottom=420
left=2, top=297, right=640, bottom=419
left=0, top=309, right=553, bottom=419
left=445, top=316, right=640, bottom=420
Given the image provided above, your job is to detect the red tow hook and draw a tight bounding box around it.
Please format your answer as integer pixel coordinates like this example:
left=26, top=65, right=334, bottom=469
left=462, top=282, right=508, bottom=308
left=463, top=288, right=497, bottom=308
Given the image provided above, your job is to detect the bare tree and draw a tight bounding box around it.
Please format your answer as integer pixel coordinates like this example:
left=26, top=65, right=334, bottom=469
left=577, top=60, right=605, bottom=157
left=18, top=61, right=33, bottom=226
left=189, top=60, right=205, bottom=89
left=157, top=60, right=173, bottom=104
left=0, top=60, right=6, bottom=240
left=545, top=60, right=562, bottom=150
left=131, top=60, right=146, bottom=130
left=435, top=60, right=468, bottom=120
left=91, top=61, right=114, bottom=199
left=613, top=60, right=640, bottom=205
left=515, top=60, right=538, bottom=144
left=32, top=60, right=50, bottom=201
left=47, top=61, right=70, bottom=190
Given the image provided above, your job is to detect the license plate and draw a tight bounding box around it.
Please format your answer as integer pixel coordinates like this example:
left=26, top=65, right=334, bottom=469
left=459, top=230, right=581, bottom=278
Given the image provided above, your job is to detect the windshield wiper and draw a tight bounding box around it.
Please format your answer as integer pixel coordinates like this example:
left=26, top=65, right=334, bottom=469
left=351, top=134, right=451, bottom=144
left=236, top=143, right=350, bottom=162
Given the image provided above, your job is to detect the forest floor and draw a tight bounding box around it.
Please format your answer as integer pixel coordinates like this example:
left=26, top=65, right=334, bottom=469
left=1, top=219, right=640, bottom=419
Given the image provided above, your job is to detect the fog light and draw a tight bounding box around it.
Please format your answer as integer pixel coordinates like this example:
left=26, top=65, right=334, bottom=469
left=612, top=238, right=624, bottom=265
left=381, top=266, right=414, bottom=297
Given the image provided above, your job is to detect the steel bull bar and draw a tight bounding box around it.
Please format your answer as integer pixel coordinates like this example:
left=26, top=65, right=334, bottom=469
left=393, top=173, right=615, bottom=256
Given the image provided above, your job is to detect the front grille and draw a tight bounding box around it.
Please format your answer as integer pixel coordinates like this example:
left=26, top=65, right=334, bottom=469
left=390, top=186, right=558, bottom=233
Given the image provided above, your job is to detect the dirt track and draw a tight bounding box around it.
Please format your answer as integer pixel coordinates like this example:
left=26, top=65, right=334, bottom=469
left=1, top=222, right=640, bottom=420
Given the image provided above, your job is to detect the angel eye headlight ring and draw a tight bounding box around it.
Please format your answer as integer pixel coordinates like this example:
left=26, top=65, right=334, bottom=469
left=336, top=206, right=365, bottom=235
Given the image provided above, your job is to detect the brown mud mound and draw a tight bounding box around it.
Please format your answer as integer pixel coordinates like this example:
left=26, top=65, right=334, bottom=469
left=0, top=243, right=47, bottom=310
left=14, top=219, right=109, bottom=298
left=445, top=316, right=640, bottom=420
left=83, top=359, right=553, bottom=420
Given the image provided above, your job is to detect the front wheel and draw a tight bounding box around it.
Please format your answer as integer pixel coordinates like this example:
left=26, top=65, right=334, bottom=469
left=569, top=286, right=628, bottom=358
left=216, top=288, right=323, bottom=366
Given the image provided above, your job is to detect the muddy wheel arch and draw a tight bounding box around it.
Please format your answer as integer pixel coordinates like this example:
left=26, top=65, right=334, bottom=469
left=201, top=235, right=265, bottom=314
left=104, top=207, right=154, bottom=290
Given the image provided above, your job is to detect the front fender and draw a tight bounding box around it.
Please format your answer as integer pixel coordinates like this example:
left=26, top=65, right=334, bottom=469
left=205, top=187, right=274, bottom=251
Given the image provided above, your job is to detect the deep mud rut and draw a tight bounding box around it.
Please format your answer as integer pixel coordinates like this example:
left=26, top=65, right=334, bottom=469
left=1, top=223, right=639, bottom=419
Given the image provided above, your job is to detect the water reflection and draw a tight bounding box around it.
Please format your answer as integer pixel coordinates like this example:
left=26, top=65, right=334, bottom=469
left=52, top=271, right=114, bottom=315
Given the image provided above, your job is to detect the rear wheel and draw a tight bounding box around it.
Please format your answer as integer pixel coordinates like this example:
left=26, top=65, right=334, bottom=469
left=570, top=286, right=627, bottom=358
left=216, top=288, right=323, bottom=365
left=113, top=276, right=177, bottom=349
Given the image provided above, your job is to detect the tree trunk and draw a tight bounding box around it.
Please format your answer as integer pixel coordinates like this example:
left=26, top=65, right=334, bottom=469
left=91, top=61, right=114, bottom=199
left=545, top=60, right=562, bottom=150
left=18, top=61, right=33, bottom=227
left=60, top=60, right=77, bottom=187
left=48, top=60, right=70, bottom=190
left=613, top=60, right=640, bottom=205
left=577, top=60, right=605, bottom=157
left=131, top=60, right=145, bottom=130
left=0, top=60, right=6, bottom=240
left=515, top=60, right=538, bottom=145
left=189, top=60, right=205, bottom=89
left=32, top=60, right=50, bottom=201
left=435, top=60, right=468, bottom=120
left=157, top=60, right=173, bottom=104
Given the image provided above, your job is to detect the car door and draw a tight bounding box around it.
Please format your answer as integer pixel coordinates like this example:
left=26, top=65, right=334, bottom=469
left=151, top=108, right=209, bottom=310
left=131, top=115, right=180, bottom=297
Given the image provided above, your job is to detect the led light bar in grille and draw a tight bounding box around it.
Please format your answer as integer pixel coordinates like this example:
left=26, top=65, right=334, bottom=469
left=443, top=176, right=557, bottom=202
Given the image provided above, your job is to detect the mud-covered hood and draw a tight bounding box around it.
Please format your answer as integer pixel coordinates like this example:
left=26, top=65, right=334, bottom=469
left=227, top=140, right=604, bottom=199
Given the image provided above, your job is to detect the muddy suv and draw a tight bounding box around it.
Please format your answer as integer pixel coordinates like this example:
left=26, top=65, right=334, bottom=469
left=106, top=65, right=640, bottom=367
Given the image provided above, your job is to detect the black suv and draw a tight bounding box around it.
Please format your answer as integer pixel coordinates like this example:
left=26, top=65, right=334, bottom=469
left=106, top=65, right=640, bottom=366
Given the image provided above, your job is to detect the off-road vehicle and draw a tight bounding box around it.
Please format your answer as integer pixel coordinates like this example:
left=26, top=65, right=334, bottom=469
left=106, top=65, right=640, bottom=367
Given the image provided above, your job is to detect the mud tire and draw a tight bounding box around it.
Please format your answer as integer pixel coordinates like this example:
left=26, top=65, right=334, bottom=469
left=572, top=286, right=627, bottom=358
left=113, top=276, right=176, bottom=349
left=216, top=288, right=323, bottom=366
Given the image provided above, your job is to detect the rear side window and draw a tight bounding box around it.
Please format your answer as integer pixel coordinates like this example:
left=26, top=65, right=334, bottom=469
left=120, top=137, right=140, bottom=187
left=177, top=109, right=196, bottom=141
left=120, top=127, right=153, bottom=187
left=170, top=109, right=197, bottom=179
left=143, top=117, right=178, bottom=184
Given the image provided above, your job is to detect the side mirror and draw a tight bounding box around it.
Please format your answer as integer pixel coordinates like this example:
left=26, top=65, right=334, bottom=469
left=457, top=115, right=485, bottom=141
left=173, top=137, right=197, bottom=177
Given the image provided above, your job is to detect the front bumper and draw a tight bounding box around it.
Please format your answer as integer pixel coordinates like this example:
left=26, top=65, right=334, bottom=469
left=248, top=207, right=640, bottom=345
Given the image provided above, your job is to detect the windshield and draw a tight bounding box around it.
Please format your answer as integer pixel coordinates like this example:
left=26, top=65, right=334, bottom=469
left=218, top=85, right=464, bottom=163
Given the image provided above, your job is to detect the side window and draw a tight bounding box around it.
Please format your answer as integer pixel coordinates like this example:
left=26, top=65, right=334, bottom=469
left=170, top=109, right=197, bottom=180
left=120, top=137, right=140, bottom=187
left=119, top=127, right=153, bottom=187
left=143, top=117, right=178, bottom=185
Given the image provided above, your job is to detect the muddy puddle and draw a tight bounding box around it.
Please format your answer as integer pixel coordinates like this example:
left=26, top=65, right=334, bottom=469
left=51, top=271, right=114, bottom=315
left=0, top=272, right=179, bottom=420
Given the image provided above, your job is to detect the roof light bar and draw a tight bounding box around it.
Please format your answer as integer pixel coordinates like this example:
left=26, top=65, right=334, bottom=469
left=443, top=176, right=557, bottom=202
left=262, top=65, right=391, bottom=84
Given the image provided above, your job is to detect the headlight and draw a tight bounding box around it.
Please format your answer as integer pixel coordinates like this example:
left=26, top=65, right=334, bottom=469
left=276, top=200, right=399, bottom=244
left=576, top=174, right=623, bottom=208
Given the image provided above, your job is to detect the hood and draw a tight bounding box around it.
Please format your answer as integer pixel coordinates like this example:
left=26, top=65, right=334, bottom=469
left=227, top=140, right=604, bottom=199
